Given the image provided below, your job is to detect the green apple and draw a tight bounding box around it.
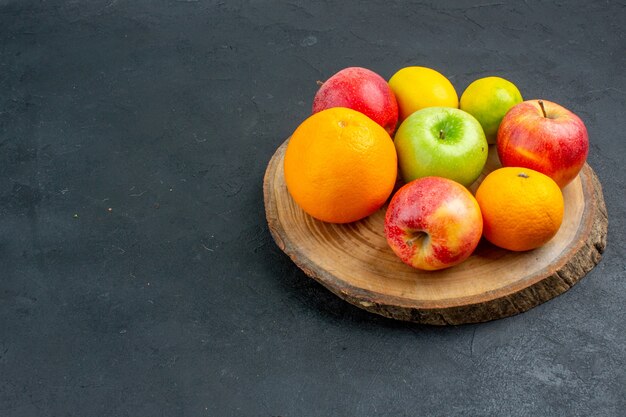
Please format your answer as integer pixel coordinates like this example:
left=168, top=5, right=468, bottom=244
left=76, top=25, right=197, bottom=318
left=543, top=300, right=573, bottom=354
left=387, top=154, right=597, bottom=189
left=394, top=107, right=488, bottom=187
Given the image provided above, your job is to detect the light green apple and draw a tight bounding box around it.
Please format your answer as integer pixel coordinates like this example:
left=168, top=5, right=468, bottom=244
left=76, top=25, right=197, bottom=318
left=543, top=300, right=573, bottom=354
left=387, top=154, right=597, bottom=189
left=394, top=107, right=488, bottom=187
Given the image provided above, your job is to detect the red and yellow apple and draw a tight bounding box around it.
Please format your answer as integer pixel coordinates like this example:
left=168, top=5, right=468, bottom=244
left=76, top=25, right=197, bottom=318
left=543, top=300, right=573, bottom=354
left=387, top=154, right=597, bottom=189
left=384, top=177, right=483, bottom=271
left=313, top=67, right=399, bottom=135
left=497, top=99, right=589, bottom=188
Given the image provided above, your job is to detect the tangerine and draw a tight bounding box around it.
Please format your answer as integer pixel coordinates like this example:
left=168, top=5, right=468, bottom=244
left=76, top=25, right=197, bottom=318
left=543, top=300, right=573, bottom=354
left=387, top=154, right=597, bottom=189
left=475, top=167, right=564, bottom=251
left=284, top=107, right=397, bottom=223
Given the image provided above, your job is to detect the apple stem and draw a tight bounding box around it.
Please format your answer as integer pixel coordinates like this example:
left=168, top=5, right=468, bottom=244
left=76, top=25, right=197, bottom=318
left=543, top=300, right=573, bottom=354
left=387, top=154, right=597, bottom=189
left=439, top=130, right=445, bottom=140
left=316, top=80, right=324, bottom=87
left=407, top=231, right=428, bottom=247
left=538, top=100, right=547, bottom=118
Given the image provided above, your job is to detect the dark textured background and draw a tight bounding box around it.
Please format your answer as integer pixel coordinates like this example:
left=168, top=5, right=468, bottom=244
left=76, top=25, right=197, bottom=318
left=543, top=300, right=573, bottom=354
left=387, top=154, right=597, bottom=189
left=1, top=0, right=625, bottom=415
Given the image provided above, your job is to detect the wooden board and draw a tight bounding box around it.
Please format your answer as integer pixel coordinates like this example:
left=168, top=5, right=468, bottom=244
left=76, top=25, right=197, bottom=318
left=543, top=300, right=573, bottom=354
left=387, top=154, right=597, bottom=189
left=263, top=139, right=608, bottom=325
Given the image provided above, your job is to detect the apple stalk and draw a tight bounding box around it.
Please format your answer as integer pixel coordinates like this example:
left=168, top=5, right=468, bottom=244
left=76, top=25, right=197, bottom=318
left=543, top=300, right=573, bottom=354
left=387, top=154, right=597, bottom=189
left=538, top=100, right=547, bottom=118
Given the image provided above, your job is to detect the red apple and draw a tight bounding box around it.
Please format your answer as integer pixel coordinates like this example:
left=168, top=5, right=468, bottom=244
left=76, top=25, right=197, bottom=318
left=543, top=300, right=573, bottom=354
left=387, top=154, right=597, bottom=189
left=313, top=67, right=399, bottom=135
left=384, top=177, right=483, bottom=271
left=497, top=99, right=589, bottom=188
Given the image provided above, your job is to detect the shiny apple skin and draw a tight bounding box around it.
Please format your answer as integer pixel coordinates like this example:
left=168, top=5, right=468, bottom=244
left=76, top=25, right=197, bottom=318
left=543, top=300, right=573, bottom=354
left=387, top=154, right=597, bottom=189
left=497, top=99, right=589, bottom=188
left=384, top=177, right=483, bottom=271
left=394, top=107, right=488, bottom=188
left=312, top=67, right=399, bottom=135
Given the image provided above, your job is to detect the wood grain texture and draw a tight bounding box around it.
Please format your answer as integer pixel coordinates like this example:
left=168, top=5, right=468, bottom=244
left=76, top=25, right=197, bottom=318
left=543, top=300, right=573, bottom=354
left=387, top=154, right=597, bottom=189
left=264, top=139, right=608, bottom=325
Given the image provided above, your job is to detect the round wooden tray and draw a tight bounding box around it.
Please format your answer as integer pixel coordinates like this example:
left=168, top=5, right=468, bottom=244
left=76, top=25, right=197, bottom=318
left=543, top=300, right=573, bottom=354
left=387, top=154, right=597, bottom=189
left=263, top=139, right=608, bottom=325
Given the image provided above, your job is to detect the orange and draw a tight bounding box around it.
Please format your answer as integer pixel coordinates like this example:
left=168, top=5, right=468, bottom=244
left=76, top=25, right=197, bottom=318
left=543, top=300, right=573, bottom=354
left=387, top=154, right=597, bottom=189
left=475, top=167, right=564, bottom=251
left=284, top=107, right=397, bottom=223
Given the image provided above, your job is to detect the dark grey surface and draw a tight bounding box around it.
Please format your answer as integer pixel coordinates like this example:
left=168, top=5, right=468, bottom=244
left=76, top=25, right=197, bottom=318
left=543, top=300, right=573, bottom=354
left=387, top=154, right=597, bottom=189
left=1, top=0, right=624, bottom=415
